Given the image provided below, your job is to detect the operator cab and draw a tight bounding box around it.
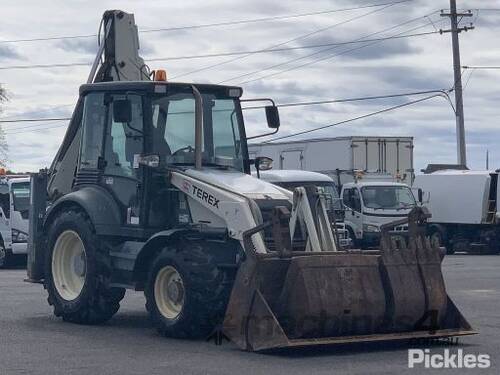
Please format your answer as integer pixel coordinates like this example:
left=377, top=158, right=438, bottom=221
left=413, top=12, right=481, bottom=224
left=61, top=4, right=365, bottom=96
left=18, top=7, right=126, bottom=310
left=48, top=81, right=279, bottom=233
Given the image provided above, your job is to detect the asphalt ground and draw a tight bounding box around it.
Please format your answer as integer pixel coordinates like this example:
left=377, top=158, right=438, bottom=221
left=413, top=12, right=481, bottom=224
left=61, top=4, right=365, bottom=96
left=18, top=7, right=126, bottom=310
left=0, top=255, right=498, bottom=375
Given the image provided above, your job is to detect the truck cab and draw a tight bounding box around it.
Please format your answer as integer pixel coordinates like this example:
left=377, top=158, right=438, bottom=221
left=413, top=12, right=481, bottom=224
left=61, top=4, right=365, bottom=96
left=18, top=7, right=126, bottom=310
left=0, top=176, right=30, bottom=267
left=341, top=180, right=416, bottom=248
left=255, top=170, right=352, bottom=248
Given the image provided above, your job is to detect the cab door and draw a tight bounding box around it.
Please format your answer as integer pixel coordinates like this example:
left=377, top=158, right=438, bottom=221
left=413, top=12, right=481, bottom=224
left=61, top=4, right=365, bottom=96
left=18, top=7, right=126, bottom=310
left=78, top=92, right=145, bottom=227
left=342, top=187, right=363, bottom=241
left=280, top=150, right=303, bottom=170
left=101, top=94, right=145, bottom=226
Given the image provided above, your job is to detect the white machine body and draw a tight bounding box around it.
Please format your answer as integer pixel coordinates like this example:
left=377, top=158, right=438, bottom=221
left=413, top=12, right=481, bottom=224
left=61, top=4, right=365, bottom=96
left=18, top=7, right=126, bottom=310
left=170, top=168, right=338, bottom=254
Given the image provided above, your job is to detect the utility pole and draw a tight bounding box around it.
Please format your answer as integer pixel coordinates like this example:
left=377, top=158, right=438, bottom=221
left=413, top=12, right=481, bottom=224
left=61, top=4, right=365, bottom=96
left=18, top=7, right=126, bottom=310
left=440, top=0, right=474, bottom=167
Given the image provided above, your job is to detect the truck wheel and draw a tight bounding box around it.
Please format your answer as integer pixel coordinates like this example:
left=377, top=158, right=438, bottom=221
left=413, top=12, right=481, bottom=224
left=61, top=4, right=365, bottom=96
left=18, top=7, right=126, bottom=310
left=430, top=229, right=453, bottom=254
left=145, top=241, right=233, bottom=339
left=44, top=209, right=125, bottom=324
left=0, top=245, right=7, bottom=268
left=347, top=228, right=360, bottom=249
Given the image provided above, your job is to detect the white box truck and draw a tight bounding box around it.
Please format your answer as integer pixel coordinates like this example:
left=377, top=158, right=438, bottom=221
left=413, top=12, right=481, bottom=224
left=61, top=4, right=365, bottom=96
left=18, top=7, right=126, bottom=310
left=249, top=136, right=417, bottom=247
left=0, top=175, right=30, bottom=267
left=248, top=136, right=414, bottom=185
left=414, top=167, right=500, bottom=254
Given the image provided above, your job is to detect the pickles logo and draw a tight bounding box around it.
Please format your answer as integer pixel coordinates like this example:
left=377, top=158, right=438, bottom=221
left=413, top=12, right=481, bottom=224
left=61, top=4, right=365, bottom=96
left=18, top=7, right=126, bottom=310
left=408, top=349, right=491, bottom=369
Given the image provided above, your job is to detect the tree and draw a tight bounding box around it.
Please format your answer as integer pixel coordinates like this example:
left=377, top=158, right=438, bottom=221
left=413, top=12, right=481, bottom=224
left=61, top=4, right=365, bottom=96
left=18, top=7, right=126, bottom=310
left=0, top=85, right=8, bottom=167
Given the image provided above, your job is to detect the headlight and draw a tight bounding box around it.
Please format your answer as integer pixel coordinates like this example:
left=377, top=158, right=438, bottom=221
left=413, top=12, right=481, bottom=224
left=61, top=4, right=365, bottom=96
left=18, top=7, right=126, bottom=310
left=363, top=224, right=380, bottom=233
left=12, top=229, right=28, bottom=243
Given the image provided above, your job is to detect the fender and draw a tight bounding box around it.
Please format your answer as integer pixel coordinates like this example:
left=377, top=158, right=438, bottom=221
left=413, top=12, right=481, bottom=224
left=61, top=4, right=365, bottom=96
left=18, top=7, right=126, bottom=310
left=44, top=186, right=122, bottom=235
left=132, top=228, right=188, bottom=284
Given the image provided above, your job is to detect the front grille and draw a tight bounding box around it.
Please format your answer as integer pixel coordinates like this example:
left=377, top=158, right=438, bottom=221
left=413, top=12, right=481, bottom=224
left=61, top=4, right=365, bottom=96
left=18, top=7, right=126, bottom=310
left=394, top=224, right=408, bottom=232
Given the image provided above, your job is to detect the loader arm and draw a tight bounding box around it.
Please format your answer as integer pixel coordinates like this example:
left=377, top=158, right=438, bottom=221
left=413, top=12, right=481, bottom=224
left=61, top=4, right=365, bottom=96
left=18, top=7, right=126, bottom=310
left=89, top=10, right=149, bottom=83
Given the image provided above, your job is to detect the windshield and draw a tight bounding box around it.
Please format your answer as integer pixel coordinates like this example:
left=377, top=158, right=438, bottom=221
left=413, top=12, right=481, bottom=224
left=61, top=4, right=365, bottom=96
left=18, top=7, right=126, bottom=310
left=151, top=92, right=245, bottom=171
left=278, top=181, right=343, bottom=210
left=12, top=181, right=30, bottom=213
left=361, top=185, right=415, bottom=209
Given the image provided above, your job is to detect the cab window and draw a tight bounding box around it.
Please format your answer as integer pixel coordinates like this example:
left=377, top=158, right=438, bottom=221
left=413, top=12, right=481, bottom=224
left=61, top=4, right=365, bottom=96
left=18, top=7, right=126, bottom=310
left=343, top=187, right=362, bottom=212
left=80, top=93, right=106, bottom=169
left=104, top=95, right=144, bottom=178
left=0, top=184, right=9, bottom=218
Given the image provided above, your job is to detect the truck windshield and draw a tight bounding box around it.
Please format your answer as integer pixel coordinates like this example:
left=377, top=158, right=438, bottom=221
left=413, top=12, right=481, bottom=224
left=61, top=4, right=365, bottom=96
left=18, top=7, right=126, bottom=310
left=12, top=182, right=30, bottom=213
left=278, top=181, right=343, bottom=210
left=361, top=185, right=415, bottom=209
left=151, top=92, right=245, bottom=171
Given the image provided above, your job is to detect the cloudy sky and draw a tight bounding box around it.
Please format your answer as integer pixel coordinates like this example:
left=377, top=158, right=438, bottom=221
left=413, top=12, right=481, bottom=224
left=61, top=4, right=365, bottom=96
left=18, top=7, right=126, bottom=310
left=0, top=0, right=499, bottom=173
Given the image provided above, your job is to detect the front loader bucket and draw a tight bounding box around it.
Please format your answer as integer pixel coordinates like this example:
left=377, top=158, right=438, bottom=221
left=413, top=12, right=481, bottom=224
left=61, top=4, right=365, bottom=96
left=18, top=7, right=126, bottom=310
left=222, top=208, right=475, bottom=351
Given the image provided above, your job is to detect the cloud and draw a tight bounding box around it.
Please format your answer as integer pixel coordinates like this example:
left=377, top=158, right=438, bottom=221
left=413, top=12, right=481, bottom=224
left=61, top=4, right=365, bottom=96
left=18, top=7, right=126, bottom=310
left=57, top=38, right=98, bottom=55
left=1, top=0, right=500, bottom=173
left=0, top=45, right=22, bottom=61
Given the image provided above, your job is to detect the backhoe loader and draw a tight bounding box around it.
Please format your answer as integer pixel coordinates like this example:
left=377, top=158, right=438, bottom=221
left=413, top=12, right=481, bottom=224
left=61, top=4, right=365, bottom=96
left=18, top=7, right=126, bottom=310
left=27, top=10, right=474, bottom=351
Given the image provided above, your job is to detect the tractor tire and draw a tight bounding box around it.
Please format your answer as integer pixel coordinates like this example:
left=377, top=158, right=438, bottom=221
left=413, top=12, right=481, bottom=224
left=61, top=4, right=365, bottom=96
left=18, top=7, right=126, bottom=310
left=145, top=240, right=233, bottom=339
left=44, top=209, right=125, bottom=324
left=0, top=244, right=7, bottom=269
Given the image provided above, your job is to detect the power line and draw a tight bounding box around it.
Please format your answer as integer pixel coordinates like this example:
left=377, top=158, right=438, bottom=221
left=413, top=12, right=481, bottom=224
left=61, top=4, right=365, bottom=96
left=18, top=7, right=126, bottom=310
left=0, top=31, right=438, bottom=71
left=263, top=93, right=446, bottom=143
left=0, top=103, right=74, bottom=121
left=243, top=89, right=449, bottom=110
left=219, top=9, right=436, bottom=84
left=1, top=89, right=447, bottom=127
left=170, top=2, right=398, bottom=80
left=5, top=123, right=67, bottom=135
left=462, top=65, right=500, bottom=69
left=0, top=1, right=411, bottom=44
left=0, top=117, right=71, bottom=123
left=233, top=15, right=443, bottom=85
left=222, top=12, right=440, bottom=84
left=0, top=62, right=89, bottom=71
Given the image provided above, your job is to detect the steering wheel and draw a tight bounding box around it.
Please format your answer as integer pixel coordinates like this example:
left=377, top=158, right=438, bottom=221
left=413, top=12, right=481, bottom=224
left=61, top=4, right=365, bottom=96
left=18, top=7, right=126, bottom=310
left=172, top=145, right=195, bottom=156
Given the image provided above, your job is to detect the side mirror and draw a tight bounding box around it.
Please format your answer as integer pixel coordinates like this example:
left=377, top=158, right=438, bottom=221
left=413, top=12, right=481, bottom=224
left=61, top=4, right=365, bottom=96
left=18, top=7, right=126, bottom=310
left=113, top=99, right=132, bottom=123
left=133, top=154, right=160, bottom=169
left=417, top=188, right=423, bottom=203
left=255, top=156, right=273, bottom=171
left=265, top=106, right=280, bottom=129
left=254, top=156, right=273, bottom=178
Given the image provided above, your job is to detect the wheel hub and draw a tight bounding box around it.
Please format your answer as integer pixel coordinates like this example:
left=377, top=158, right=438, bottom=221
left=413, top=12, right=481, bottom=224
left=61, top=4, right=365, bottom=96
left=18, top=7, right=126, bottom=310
left=154, top=265, right=185, bottom=319
left=51, top=230, right=87, bottom=301
left=166, top=279, right=184, bottom=304
left=73, top=253, right=86, bottom=277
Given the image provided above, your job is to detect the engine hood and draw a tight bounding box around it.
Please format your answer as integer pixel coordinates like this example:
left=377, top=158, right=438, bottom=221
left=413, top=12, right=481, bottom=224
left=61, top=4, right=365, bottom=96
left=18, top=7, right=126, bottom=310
left=182, top=168, right=291, bottom=201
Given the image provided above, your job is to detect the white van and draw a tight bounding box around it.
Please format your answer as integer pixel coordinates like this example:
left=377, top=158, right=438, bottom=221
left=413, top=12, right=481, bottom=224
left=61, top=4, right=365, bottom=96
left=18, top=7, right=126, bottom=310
left=0, top=176, right=30, bottom=267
